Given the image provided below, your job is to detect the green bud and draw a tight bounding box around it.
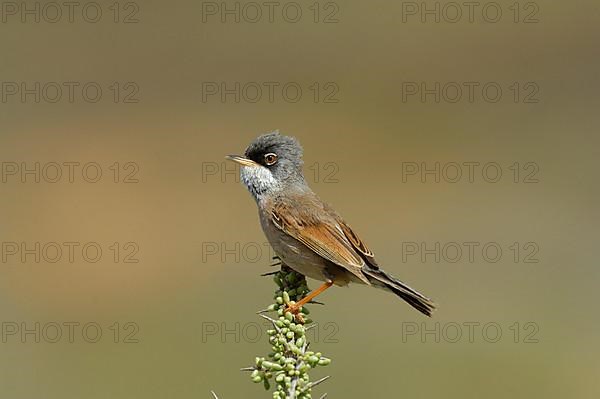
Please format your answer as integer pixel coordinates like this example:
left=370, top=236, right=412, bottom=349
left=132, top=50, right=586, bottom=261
left=318, top=358, right=331, bottom=366
left=282, top=291, right=290, bottom=304
left=252, top=375, right=262, bottom=383
left=262, top=361, right=274, bottom=369
left=300, top=364, right=310, bottom=373
left=276, top=296, right=284, bottom=305
left=271, top=365, right=283, bottom=372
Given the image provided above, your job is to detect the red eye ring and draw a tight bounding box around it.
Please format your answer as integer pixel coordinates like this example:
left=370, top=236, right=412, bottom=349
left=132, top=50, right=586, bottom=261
left=264, top=153, right=278, bottom=166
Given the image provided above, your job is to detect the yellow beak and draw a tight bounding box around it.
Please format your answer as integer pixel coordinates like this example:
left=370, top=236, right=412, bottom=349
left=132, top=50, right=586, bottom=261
left=225, top=155, right=260, bottom=167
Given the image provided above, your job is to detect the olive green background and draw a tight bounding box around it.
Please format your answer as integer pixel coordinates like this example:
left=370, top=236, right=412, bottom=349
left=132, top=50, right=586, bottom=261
left=1, top=0, right=599, bottom=398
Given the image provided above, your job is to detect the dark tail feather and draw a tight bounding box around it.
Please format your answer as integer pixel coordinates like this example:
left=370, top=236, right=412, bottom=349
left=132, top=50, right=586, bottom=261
left=363, top=268, right=436, bottom=317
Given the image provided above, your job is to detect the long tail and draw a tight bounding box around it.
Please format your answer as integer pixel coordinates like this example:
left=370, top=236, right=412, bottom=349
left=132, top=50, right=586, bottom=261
left=363, top=267, right=436, bottom=317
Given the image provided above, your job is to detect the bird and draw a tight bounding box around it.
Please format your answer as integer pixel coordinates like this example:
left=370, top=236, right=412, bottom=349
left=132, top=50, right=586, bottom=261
left=226, top=131, right=435, bottom=317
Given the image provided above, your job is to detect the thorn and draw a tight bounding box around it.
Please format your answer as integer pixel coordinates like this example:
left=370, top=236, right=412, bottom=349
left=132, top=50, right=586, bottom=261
left=210, top=390, right=219, bottom=399
left=240, top=367, right=255, bottom=372
left=319, top=394, right=328, bottom=399
left=261, top=271, right=279, bottom=276
left=308, top=376, right=330, bottom=389
left=258, top=313, right=278, bottom=326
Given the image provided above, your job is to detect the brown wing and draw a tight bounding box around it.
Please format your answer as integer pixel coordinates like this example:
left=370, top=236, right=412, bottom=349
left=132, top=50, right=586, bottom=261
left=337, top=220, right=379, bottom=269
left=271, top=198, right=371, bottom=285
left=322, top=203, right=380, bottom=269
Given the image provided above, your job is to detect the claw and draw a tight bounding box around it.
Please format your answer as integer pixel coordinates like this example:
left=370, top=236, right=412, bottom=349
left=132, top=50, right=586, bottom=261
left=284, top=304, right=305, bottom=324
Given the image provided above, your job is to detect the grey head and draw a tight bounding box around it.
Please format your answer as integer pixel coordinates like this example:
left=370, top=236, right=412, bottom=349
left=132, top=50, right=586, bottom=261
left=226, top=131, right=307, bottom=201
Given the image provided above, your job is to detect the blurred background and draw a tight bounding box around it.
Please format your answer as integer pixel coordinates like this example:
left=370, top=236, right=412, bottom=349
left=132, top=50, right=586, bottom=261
left=1, top=0, right=599, bottom=398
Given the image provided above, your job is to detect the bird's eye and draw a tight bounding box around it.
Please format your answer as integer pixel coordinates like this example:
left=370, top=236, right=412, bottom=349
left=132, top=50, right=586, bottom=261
left=264, top=153, right=278, bottom=166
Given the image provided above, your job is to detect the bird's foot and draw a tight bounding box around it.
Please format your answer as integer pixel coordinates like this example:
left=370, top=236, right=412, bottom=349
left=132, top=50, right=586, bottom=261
left=284, top=303, right=305, bottom=324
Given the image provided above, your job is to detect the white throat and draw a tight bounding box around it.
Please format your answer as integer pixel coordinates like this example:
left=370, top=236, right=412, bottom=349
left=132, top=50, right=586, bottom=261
left=240, top=165, right=281, bottom=202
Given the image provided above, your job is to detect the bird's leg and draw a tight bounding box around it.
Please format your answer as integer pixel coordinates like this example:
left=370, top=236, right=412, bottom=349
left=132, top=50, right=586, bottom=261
left=285, top=280, right=334, bottom=315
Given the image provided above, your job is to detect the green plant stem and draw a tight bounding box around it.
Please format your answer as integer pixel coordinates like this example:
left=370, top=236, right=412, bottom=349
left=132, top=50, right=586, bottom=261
left=243, top=264, right=331, bottom=399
